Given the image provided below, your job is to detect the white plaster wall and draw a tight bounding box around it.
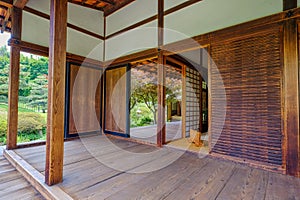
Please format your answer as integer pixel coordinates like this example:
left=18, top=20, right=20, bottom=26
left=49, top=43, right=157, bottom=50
left=105, top=21, right=157, bottom=61
left=22, top=11, right=50, bottom=47
left=164, top=0, right=188, bottom=10
left=164, top=0, right=282, bottom=45
left=106, top=0, right=157, bottom=36
left=67, top=28, right=104, bottom=61
left=26, top=0, right=50, bottom=14
left=26, top=0, right=104, bottom=36
left=298, top=0, right=300, bottom=7
left=22, top=4, right=104, bottom=61
left=68, top=3, right=104, bottom=36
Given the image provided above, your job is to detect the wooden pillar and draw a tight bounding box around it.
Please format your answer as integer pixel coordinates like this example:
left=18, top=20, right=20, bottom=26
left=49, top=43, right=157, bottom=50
left=7, top=7, right=22, bottom=150
left=157, top=0, right=165, bottom=147
left=182, top=65, right=186, bottom=138
left=283, top=18, right=300, bottom=177
left=45, top=0, right=67, bottom=185
left=283, top=0, right=297, bottom=10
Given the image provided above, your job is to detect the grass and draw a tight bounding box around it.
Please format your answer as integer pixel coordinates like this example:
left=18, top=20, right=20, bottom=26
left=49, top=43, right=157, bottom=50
left=0, top=103, right=36, bottom=113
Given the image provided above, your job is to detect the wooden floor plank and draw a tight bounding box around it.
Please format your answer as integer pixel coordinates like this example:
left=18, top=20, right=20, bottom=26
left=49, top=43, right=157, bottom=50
left=215, top=165, right=269, bottom=200
left=9, top=136, right=300, bottom=200
left=0, top=155, right=44, bottom=199
left=265, top=172, right=300, bottom=200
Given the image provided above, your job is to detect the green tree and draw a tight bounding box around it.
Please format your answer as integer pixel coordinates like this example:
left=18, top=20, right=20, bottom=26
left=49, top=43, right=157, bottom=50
left=26, top=75, right=48, bottom=112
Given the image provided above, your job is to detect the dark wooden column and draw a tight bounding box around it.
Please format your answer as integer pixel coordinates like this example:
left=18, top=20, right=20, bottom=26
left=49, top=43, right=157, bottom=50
left=157, top=0, right=165, bottom=147
left=45, top=0, right=67, bottom=185
left=7, top=7, right=22, bottom=150
left=283, top=0, right=297, bottom=10
left=283, top=18, right=299, bottom=177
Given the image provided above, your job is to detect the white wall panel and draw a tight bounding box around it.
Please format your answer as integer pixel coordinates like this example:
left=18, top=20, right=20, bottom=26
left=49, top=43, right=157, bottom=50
left=27, top=0, right=104, bottom=36
left=68, top=3, right=104, bottom=36
left=164, top=0, right=282, bottom=44
left=26, top=0, right=50, bottom=15
left=67, top=28, right=104, bottom=61
left=105, top=21, right=157, bottom=61
left=106, top=0, right=157, bottom=35
left=164, top=0, right=188, bottom=10
left=22, top=11, right=49, bottom=47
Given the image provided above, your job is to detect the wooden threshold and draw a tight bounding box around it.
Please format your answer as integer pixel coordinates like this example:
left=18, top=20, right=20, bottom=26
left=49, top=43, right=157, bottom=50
left=3, top=150, right=73, bottom=200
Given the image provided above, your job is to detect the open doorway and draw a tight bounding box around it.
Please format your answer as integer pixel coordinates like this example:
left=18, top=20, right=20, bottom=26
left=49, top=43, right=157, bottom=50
left=165, top=48, right=209, bottom=153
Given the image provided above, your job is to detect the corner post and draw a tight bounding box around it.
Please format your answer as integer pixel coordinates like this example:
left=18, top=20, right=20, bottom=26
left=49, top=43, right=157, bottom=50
left=283, top=18, right=300, bottom=177
left=7, top=7, right=22, bottom=150
left=157, top=0, right=165, bottom=147
left=45, top=0, right=67, bottom=185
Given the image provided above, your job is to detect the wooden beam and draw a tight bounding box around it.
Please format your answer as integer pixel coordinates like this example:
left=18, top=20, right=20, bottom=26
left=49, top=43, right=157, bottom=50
left=13, top=0, right=28, bottom=9
left=1, top=7, right=11, bottom=33
left=7, top=7, right=22, bottom=150
left=157, top=0, right=165, bottom=147
left=283, top=19, right=300, bottom=177
left=0, top=0, right=12, bottom=8
left=283, top=0, right=297, bottom=11
left=45, top=0, right=67, bottom=186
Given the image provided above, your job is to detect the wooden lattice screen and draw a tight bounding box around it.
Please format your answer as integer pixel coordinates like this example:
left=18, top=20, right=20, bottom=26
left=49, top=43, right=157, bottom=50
left=210, top=25, right=283, bottom=167
left=185, top=67, right=201, bottom=137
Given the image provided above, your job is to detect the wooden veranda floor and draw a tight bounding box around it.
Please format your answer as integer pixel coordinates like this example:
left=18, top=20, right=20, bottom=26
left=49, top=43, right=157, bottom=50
left=5, top=135, right=300, bottom=200
left=0, top=148, right=44, bottom=200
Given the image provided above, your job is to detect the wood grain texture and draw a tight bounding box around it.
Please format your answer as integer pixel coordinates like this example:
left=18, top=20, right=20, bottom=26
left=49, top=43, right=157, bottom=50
left=105, top=67, right=127, bottom=133
left=0, top=154, right=44, bottom=199
left=210, top=25, right=283, bottom=167
left=45, top=0, right=67, bottom=186
left=11, top=136, right=300, bottom=199
left=7, top=7, right=22, bottom=150
left=68, top=64, right=101, bottom=135
left=284, top=19, right=299, bottom=177
left=13, top=0, right=29, bottom=9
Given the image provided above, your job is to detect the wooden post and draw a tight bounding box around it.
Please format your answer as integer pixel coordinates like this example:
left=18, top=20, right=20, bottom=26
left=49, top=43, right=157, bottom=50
left=45, top=0, right=67, bottom=185
left=283, top=0, right=297, bottom=11
left=182, top=65, right=186, bottom=138
left=157, top=0, right=165, bottom=147
left=7, top=7, right=22, bottom=150
left=283, top=19, right=300, bottom=177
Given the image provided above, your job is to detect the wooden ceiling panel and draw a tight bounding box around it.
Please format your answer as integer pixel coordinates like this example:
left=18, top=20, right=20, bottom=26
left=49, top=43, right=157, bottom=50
left=68, top=0, right=135, bottom=16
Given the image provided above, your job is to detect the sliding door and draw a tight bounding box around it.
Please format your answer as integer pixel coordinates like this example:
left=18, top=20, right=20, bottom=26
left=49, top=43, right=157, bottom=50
left=66, top=63, right=102, bottom=137
left=104, top=65, right=130, bottom=137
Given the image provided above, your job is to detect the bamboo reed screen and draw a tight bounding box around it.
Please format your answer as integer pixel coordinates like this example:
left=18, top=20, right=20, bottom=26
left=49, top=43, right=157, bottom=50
left=210, top=26, right=283, bottom=166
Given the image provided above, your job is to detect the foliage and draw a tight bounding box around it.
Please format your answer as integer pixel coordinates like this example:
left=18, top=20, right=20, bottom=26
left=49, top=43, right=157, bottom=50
left=130, top=67, right=182, bottom=125
left=130, top=103, right=154, bottom=127
left=0, top=114, right=7, bottom=137
left=0, top=46, right=48, bottom=109
left=18, top=113, right=46, bottom=134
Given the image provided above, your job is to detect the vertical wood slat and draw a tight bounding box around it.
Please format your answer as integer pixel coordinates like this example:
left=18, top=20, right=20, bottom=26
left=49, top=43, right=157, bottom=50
left=157, top=0, right=165, bottom=146
left=284, top=19, right=299, bottom=177
left=7, top=7, right=22, bottom=150
left=45, top=0, right=67, bottom=186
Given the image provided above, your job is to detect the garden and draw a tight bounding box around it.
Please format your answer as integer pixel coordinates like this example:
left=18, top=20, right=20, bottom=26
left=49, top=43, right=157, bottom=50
left=0, top=46, right=48, bottom=145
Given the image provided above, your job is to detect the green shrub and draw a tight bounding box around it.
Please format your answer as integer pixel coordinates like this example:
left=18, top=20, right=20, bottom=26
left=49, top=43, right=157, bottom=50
left=18, top=112, right=46, bottom=134
left=0, top=115, right=7, bottom=137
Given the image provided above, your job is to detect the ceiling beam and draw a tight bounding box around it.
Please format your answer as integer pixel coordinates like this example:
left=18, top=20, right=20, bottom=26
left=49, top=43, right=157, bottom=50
left=13, top=0, right=29, bottom=9
left=1, top=7, right=11, bottom=33
left=283, top=0, right=297, bottom=10
left=0, top=0, right=13, bottom=8
left=68, top=0, right=104, bottom=11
